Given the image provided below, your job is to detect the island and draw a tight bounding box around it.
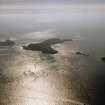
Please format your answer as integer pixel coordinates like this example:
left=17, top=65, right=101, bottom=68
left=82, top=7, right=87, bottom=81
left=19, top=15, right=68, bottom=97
left=0, top=40, right=15, bottom=46
left=101, top=57, right=105, bottom=62
left=23, top=38, right=71, bottom=54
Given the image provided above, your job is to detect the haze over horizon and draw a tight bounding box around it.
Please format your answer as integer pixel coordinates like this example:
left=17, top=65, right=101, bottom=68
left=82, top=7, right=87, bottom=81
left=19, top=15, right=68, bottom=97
left=0, top=0, right=105, bottom=40
left=0, top=0, right=105, bottom=12
left=0, top=0, right=105, bottom=4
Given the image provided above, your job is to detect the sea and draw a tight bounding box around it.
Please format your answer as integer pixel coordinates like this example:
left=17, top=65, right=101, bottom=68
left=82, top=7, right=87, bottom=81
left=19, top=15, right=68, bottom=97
left=0, top=8, right=105, bottom=105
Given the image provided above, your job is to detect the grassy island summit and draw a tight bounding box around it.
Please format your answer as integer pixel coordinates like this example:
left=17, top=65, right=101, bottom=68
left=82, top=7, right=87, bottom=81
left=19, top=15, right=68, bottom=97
left=23, top=38, right=71, bottom=54
left=0, top=40, right=15, bottom=46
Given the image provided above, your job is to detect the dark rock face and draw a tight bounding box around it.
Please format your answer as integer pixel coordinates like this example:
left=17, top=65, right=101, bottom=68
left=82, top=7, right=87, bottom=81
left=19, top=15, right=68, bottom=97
left=101, top=57, right=105, bottom=62
left=0, top=40, right=15, bottom=46
left=23, top=38, right=71, bottom=54
left=23, top=44, right=58, bottom=54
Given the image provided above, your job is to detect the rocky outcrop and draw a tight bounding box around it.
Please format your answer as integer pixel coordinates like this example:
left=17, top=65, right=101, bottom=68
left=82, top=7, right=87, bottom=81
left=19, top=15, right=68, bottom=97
left=76, top=51, right=89, bottom=56
left=23, top=38, right=71, bottom=54
left=101, top=57, right=105, bottom=62
left=0, top=40, right=15, bottom=46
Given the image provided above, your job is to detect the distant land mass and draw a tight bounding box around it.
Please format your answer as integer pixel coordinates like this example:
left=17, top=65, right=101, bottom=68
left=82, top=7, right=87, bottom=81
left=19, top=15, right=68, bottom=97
left=0, top=40, right=15, bottom=46
left=23, top=38, right=72, bottom=54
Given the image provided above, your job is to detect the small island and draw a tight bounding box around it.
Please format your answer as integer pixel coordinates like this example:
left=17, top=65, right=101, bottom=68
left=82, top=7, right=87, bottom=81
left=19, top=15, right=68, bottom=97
left=76, top=51, right=89, bottom=56
left=101, top=57, right=105, bottom=62
left=0, top=40, right=15, bottom=46
left=23, top=38, right=71, bottom=54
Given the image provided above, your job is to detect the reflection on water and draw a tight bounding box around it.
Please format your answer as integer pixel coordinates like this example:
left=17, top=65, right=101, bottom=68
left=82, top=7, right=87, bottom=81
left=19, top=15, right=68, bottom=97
left=0, top=41, right=105, bottom=105
left=0, top=10, right=105, bottom=105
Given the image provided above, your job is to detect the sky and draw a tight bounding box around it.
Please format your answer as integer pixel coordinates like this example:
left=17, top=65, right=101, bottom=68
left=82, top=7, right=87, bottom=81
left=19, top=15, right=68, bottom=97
left=0, top=0, right=105, bottom=40
left=0, top=0, right=105, bottom=10
left=0, top=0, right=105, bottom=4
